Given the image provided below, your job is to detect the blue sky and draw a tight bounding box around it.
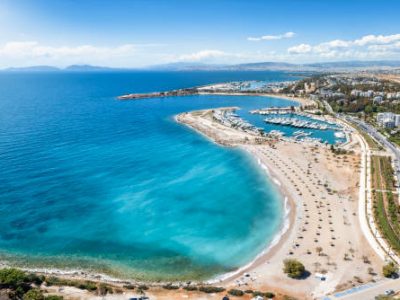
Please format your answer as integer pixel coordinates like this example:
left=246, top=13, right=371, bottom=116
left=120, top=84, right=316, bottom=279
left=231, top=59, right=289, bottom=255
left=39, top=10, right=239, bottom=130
left=1, top=0, right=400, bottom=67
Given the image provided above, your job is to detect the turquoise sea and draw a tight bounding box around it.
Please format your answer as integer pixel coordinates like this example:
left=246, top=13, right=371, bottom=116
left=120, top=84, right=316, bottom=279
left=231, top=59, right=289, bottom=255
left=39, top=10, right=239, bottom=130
left=0, top=71, right=335, bottom=281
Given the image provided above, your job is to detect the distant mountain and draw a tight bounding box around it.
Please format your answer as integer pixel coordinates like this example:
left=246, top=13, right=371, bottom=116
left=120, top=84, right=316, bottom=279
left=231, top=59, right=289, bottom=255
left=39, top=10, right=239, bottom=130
left=224, top=61, right=300, bottom=71
left=305, top=60, right=400, bottom=69
left=64, top=64, right=117, bottom=71
left=4, top=65, right=60, bottom=72
left=146, top=62, right=228, bottom=71
left=1, top=64, right=121, bottom=72
left=2, top=60, right=400, bottom=73
left=146, top=60, right=400, bottom=71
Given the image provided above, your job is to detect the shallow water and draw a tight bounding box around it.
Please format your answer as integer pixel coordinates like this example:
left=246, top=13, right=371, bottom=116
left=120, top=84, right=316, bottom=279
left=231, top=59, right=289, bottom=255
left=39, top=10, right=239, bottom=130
left=0, top=71, right=323, bottom=280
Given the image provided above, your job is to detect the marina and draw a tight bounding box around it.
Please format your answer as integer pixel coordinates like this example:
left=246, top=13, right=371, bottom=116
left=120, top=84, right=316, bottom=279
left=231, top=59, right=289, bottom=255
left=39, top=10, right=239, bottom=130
left=212, top=109, right=265, bottom=136
left=250, top=106, right=297, bottom=115
left=210, top=108, right=348, bottom=145
left=264, top=116, right=332, bottom=130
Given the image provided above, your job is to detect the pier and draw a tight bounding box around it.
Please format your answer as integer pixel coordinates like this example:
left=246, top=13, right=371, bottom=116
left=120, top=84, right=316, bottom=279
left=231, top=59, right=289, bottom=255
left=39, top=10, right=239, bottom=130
left=250, top=106, right=297, bottom=115
left=264, top=116, right=332, bottom=130
left=212, top=109, right=264, bottom=136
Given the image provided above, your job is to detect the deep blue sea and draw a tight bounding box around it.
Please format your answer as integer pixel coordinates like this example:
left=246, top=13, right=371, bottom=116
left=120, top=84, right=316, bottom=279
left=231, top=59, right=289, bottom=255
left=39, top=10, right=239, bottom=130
left=0, top=71, right=331, bottom=281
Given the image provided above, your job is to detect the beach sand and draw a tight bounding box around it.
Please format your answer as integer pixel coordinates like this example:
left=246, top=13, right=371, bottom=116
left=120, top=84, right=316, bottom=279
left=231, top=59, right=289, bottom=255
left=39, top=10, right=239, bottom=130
left=176, top=108, right=384, bottom=299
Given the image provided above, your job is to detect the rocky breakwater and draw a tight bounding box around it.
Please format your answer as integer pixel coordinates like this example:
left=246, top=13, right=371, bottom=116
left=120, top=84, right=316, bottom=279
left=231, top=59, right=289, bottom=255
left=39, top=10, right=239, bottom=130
left=118, top=88, right=199, bottom=100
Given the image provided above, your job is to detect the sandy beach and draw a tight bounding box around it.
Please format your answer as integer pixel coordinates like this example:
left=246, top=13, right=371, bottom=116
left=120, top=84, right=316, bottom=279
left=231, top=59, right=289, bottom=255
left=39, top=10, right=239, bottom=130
left=176, top=107, right=384, bottom=299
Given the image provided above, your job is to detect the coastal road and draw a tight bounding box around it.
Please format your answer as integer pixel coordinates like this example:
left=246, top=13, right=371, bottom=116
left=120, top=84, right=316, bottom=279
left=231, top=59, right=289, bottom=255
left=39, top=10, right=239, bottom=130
left=322, top=278, right=400, bottom=300
left=343, top=115, right=400, bottom=191
left=339, top=115, right=400, bottom=265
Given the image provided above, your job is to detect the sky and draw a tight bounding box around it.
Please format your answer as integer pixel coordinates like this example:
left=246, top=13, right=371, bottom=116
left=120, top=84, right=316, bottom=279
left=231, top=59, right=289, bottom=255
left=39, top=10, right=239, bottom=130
left=1, top=0, right=400, bottom=68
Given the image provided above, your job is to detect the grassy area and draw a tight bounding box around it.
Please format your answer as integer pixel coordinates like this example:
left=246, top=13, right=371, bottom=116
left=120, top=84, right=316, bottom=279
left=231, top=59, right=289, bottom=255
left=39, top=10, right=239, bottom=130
left=340, top=118, right=381, bottom=150
left=371, top=155, right=400, bottom=254
left=355, top=124, right=381, bottom=149
left=389, top=133, right=400, bottom=147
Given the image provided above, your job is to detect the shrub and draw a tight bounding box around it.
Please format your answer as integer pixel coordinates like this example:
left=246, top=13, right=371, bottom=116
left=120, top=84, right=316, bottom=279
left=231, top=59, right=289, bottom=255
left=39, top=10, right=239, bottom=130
left=198, top=286, right=225, bottom=293
left=183, top=286, right=198, bottom=291
left=45, top=296, right=64, bottom=300
left=44, top=277, right=97, bottom=292
left=0, top=268, right=33, bottom=297
left=26, top=274, right=45, bottom=286
left=98, top=283, right=113, bottom=295
left=283, top=259, right=306, bottom=279
left=77, top=281, right=97, bottom=291
left=23, top=289, right=45, bottom=300
left=228, top=289, right=244, bottom=296
left=162, top=284, right=179, bottom=290
left=252, top=291, right=275, bottom=298
left=138, top=284, right=149, bottom=290
left=0, top=268, right=29, bottom=288
left=265, top=292, right=275, bottom=298
left=123, top=284, right=135, bottom=289
left=382, top=262, right=398, bottom=278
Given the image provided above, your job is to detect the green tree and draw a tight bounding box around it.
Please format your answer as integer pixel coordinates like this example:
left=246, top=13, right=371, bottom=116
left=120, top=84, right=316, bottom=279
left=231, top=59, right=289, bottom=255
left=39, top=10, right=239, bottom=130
left=365, top=105, right=373, bottom=114
left=23, top=289, right=45, bottom=300
left=382, top=261, right=398, bottom=278
left=283, top=259, right=306, bottom=279
left=0, top=268, right=28, bottom=288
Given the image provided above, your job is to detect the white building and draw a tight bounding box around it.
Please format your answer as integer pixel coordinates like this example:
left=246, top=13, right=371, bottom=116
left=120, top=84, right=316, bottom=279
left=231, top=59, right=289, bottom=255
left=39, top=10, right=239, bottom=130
left=386, top=92, right=400, bottom=100
left=351, top=89, right=375, bottom=98
left=377, top=112, right=400, bottom=128
left=373, top=96, right=383, bottom=104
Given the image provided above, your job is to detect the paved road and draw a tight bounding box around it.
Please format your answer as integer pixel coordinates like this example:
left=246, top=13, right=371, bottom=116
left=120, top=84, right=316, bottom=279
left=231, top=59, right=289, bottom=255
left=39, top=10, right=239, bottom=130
left=342, top=115, right=400, bottom=188
left=339, top=114, right=400, bottom=264
left=322, top=278, right=400, bottom=300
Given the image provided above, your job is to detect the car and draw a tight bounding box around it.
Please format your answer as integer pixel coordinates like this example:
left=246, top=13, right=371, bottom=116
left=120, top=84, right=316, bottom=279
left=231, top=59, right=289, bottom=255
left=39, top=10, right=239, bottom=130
left=384, top=289, right=395, bottom=296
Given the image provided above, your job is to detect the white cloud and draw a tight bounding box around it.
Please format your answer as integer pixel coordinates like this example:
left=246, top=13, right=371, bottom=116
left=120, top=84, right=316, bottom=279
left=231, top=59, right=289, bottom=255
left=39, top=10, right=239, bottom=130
left=0, top=41, right=138, bottom=58
left=248, top=32, right=295, bottom=42
left=313, top=39, right=351, bottom=53
left=178, top=50, right=230, bottom=61
left=0, top=41, right=166, bottom=68
left=286, top=33, right=400, bottom=60
left=288, top=43, right=312, bottom=54
left=354, top=34, right=400, bottom=46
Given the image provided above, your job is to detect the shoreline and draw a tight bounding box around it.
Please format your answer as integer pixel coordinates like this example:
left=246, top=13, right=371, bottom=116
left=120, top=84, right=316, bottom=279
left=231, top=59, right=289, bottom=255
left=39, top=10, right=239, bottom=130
left=1, top=97, right=383, bottom=299
left=0, top=108, right=294, bottom=288
left=0, top=105, right=299, bottom=289
left=207, top=151, right=295, bottom=285
left=175, top=107, right=384, bottom=298
left=173, top=108, right=300, bottom=286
